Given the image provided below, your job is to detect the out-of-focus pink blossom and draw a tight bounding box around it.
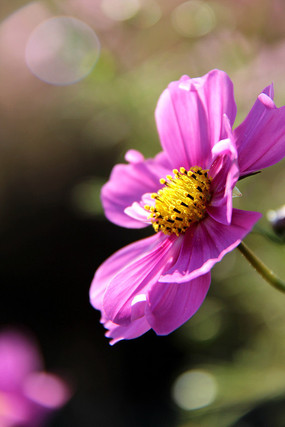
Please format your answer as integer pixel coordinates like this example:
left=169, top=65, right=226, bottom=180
left=0, top=329, right=71, bottom=427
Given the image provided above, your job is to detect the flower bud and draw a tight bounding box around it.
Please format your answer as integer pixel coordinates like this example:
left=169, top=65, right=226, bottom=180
left=267, top=205, right=285, bottom=238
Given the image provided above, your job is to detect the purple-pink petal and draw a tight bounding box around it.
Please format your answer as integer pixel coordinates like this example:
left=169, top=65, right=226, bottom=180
left=124, top=149, right=145, bottom=164
left=160, top=209, right=261, bottom=284
left=0, top=330, right=70, bottom=426
left=145, top=273, right=211, bottom=335
left=124, top=199, right=151, bottom=224
left=155, top=69, right=237, bottom=170
left=101, top=151, right=171, bottom=229
left=23, top=372, right=70, bottom=409
left=235, top=84, right=285, bottom=175
left=0, top=331, right=42, bottom=392
left=207, top=135, right=239, bottom=225
left=102, top=233, right=178, bottom=325
left=104, top=317, right=151, bottom=345
left=90, top=233, right=164, bottom=312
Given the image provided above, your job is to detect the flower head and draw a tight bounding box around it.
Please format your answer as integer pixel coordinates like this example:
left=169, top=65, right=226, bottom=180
left=0, top=329, right=71, bottom=427
left=90, top=69, right=285, bottom=344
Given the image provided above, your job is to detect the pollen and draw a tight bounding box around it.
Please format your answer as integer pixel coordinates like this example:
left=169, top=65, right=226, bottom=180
left=145, top=167, right=212, bottom=237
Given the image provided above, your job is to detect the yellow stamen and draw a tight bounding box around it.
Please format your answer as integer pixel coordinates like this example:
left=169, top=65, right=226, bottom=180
left=145, top=166, right=212, bottom=237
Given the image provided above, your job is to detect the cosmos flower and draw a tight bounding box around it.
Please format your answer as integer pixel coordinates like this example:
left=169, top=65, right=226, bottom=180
left=0, top=329, right=71, bottom=427
left=90, top=69, right=285, bottom=344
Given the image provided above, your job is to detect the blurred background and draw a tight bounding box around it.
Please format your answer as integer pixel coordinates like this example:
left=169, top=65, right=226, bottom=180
left=0, top=0, right=285, bottom=426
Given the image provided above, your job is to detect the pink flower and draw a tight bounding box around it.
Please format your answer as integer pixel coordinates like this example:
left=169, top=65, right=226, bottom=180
left=90, top=69, right=285, bottom=344
left=0, top=329, right=71, bottom=427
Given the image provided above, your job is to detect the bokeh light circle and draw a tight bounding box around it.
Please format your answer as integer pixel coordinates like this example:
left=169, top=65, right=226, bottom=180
left=131, top=0, right=161, bottom=28
left=101, top=0, right=141, bottom=21
left=171, top=0, right=216, bottom=38
left=172, top=369, right=217, bottom=410
left=25, top=16, right=100, bottom=85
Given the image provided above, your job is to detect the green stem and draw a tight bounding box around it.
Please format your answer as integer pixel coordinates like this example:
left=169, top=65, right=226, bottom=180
left=238, top=241, right=285, bottom=293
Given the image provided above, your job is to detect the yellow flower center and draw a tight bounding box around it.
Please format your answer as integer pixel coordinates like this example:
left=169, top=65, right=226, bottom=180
left=145, top=167, right=212, bottom=237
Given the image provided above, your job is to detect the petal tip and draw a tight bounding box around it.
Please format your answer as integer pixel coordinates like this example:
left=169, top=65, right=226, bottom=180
left=258, top=93, right=276, bottom=109
left=125, top=149, right=144, bottom=164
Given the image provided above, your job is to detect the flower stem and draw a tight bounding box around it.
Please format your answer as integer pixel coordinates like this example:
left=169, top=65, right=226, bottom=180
left=238, top=241, right=285, bottom=293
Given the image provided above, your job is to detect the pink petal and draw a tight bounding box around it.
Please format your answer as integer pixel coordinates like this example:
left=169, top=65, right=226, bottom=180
left=0, top=393, right=32, bottom=425
left=131, top=294, right=147, bottom=321
left=23, top=372, right=71, bottom=409
left=101, top=151, right=171, bottom=228
left=102, top=233, right=178, bottom=325
left=258, top=92, right=275, bottom=109
left=207, top=133, right=239, bottom=225
left=104, top=317, right=151, bottom=345
left=234, top=84, right=285, bottom=174
left=124, top=200, right=151, bottom=224
left=0, top=331, right=42, bottom=392
left=124, top=149, right=145, bottom=163
left=160, top=209, right=262, bottom=283
left=155, top=70, right=237, bottom=170
left=90, top=233, right=164, bottom=312
left=146, top=273, right=211, bottom=335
